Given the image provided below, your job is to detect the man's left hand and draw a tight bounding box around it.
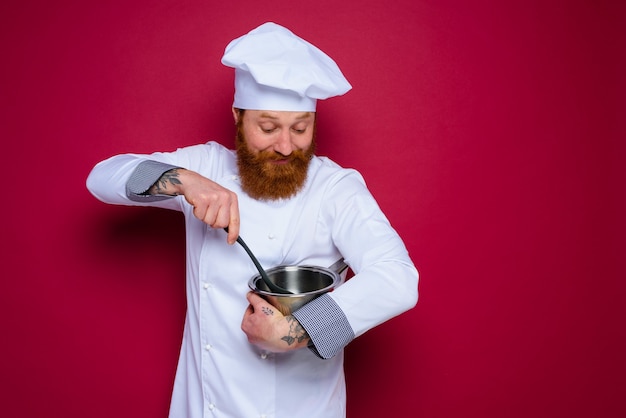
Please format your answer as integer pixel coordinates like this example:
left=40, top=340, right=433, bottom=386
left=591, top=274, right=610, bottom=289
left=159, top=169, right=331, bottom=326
left=241, top=292, right=310, bottom=352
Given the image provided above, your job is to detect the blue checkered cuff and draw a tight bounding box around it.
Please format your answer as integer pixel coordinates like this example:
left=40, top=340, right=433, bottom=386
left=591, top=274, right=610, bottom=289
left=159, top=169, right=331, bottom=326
left=126, top=160, right=180, bottom=202
left=292, top=294, right=355, bottom=359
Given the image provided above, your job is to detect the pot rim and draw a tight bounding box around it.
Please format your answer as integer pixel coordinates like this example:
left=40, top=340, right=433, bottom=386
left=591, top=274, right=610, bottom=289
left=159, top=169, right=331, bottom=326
left=247, top=264, right=340, bottom=297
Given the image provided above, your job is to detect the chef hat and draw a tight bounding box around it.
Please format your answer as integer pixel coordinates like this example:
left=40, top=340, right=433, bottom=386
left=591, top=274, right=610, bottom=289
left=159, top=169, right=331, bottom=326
left=221, top=22, right=351, bottom=112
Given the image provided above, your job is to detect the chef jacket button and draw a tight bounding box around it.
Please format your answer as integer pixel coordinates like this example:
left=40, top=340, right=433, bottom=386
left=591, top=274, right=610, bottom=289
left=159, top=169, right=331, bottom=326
left=260, top=352, right=268, bottom=359
left=209, top=403, right=215, bottom=410
left=203, top=282, right=209, bottom=289
left=268, top=233, right=276, bottom=240
left=205, top=344, right=212, bottom=351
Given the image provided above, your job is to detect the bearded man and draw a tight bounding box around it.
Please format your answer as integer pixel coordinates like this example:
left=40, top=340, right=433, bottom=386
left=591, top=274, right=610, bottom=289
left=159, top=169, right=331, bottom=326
left=87, top=22, right=418, bottom=418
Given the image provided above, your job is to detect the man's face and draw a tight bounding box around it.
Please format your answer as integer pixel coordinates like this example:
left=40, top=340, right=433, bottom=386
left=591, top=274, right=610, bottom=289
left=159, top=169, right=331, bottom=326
left=234, top=109, right=316, bottom=201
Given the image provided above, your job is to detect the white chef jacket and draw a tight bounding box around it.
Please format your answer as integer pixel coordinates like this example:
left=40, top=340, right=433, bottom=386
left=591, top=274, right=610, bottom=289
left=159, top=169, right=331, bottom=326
left=86, top=141, right=418, bottom=418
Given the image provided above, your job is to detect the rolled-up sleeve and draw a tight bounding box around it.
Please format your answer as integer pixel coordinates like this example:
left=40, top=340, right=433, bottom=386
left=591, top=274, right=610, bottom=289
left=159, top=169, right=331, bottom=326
left=126, top=160, right=180, bottom=202
left=292, top=294, right=355, bottom=359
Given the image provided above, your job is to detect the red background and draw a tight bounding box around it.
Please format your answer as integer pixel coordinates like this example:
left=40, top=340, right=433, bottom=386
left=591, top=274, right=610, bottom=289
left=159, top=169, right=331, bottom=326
left=2, top=1, right=625, bottom=417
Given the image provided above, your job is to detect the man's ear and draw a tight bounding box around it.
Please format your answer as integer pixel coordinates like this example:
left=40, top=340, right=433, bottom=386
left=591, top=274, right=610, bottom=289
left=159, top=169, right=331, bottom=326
left=231, top=107, right=239, bottom=124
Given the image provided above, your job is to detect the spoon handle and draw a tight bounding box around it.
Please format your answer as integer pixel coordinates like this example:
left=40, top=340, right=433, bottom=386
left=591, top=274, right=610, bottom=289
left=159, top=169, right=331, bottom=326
left=224, top=227, right=290, bottom=294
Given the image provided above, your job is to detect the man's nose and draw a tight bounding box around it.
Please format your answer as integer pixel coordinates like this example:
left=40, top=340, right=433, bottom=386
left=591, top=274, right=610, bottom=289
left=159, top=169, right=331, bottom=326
left=273, top=130, right=293, bottom=156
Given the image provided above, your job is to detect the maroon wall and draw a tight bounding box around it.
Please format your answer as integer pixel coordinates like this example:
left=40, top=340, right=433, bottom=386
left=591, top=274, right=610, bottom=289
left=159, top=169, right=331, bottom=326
left=2, top=1, right=625, bottom=417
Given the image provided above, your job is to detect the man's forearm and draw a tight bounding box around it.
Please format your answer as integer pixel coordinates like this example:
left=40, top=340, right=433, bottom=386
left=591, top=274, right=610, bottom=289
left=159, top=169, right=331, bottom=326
left=147, top=168, right=184, bottom=196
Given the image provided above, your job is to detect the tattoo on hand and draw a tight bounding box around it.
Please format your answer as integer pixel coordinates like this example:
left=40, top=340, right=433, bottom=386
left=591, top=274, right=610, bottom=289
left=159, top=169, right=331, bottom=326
left=261, top=306, right=274, bottom=316
left=150, top=168, right=182, bottom=195
left=281, top=316, right=310, bottom=346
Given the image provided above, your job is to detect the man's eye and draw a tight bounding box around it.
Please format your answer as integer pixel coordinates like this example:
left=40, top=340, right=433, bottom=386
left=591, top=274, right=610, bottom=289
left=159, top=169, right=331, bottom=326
left=292, top=127, right=307, bottom=134
left=261, top=127, right=276, bottom=133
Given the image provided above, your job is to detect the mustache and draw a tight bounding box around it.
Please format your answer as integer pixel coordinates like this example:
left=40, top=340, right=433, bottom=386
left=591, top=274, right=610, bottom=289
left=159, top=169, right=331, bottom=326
left=257, top=149, right=310, bottom=162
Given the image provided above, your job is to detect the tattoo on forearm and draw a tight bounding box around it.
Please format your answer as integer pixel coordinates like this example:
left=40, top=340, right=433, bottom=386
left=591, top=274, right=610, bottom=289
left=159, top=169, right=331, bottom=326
left=150, top=168, right=182, bottom=195
left=261, top=306, right=274, bottom=316
left=281, top=316, right=310, bottom=346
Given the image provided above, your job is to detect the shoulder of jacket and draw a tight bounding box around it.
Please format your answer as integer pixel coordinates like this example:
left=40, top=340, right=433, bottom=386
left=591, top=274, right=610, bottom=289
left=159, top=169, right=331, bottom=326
left=312, top=156, right=365, bottom=184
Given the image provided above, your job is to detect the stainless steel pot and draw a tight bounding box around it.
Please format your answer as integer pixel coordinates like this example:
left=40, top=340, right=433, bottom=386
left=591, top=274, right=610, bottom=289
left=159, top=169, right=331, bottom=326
left=248, top=259, right=348, bottom=315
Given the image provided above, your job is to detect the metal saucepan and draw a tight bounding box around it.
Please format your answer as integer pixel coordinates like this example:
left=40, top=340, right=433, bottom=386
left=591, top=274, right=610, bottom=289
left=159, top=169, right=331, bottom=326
left=248, top=258, right=349, bottom=315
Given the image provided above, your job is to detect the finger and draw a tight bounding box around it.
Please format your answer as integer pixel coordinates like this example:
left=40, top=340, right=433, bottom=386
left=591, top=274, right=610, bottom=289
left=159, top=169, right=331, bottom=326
left=241, top=305, right=254, bottom=339
left=246, top=291, right=267, bottom=307
left=243, top=303, right=254, bottom=317
left=192, top=204, right=208, bottom=222
left=191, top=201, right=215, bottom=226
left=212, top=206, right=232, bottom=229
left=226, top=198, right=240, bottom=245
left=202, top=206, right=219, bottom=227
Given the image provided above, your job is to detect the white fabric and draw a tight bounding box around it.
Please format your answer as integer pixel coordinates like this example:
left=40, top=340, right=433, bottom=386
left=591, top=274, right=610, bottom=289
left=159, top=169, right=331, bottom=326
left=222, top=22, right=352, bottom=111
left=86, top=141, right=418, bottom=418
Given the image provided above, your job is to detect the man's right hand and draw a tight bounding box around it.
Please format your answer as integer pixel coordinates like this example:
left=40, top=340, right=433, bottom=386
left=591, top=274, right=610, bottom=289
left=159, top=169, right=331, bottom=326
left=149, top=168, right=240, bottom=244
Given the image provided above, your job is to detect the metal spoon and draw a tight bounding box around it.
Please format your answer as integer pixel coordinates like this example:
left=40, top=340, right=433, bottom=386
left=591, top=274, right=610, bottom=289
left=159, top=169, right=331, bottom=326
left=224, top=227, right=291, bottom=294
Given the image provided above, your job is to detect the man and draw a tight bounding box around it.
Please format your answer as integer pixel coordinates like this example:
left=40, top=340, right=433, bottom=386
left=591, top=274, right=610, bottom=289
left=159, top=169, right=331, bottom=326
left=87, top=22, right=418, bottom=418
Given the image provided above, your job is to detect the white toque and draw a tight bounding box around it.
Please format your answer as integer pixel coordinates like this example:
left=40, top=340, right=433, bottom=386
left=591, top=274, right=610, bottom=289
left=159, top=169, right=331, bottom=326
left=221, top=22, right=352, bottom=112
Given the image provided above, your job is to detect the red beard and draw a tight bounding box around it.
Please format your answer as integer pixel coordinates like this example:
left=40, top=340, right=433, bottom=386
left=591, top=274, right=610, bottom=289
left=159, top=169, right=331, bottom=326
left=236, top=128, right=316, bottom=201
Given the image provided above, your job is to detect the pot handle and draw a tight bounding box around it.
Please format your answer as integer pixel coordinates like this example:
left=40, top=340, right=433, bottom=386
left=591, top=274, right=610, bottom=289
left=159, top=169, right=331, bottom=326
left=329, top=258, right=349, bottom=275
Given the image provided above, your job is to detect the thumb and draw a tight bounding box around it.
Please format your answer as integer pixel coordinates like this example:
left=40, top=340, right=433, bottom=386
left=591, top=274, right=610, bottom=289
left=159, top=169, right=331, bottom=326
left=246, top=291, right=266, bottom=307
left=246, top=292, right=282, bottom=317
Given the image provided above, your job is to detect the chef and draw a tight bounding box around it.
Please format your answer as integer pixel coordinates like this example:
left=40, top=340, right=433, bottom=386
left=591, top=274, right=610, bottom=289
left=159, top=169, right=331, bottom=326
left=87, top=22, right=418, bottom=418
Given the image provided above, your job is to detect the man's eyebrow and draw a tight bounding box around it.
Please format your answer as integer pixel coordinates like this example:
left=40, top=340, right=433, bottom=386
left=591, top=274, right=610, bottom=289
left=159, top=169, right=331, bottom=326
left=259, top=112, right=313, bottom=120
